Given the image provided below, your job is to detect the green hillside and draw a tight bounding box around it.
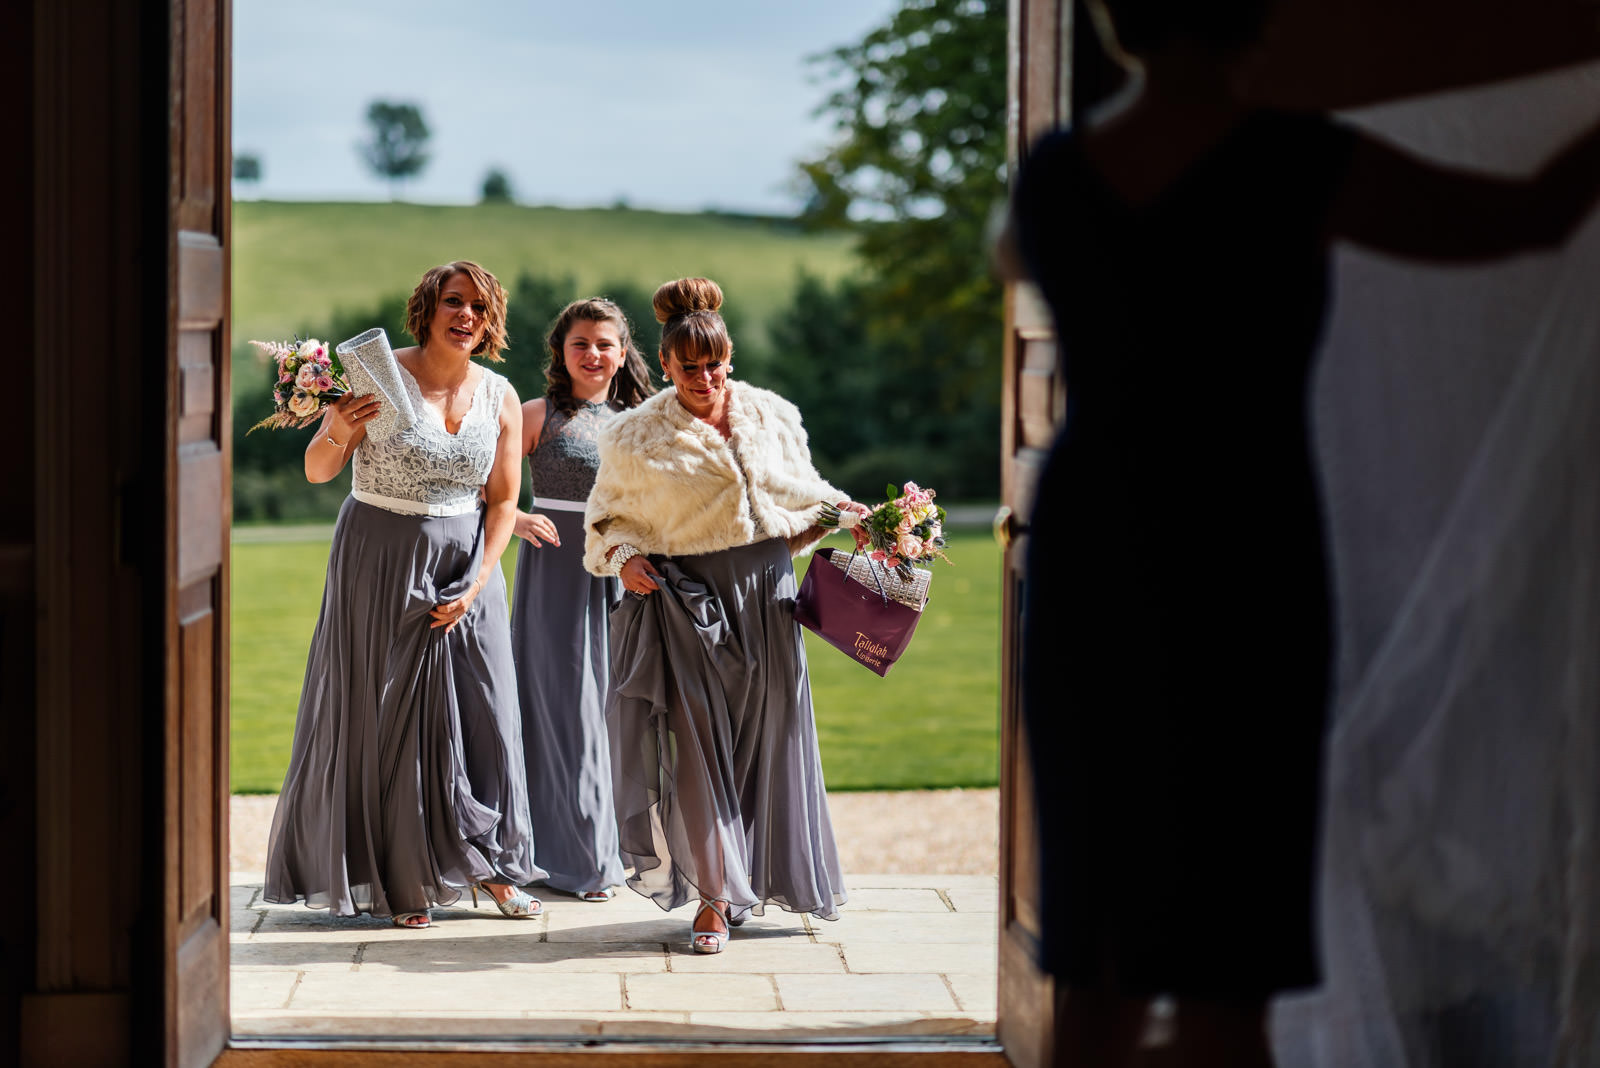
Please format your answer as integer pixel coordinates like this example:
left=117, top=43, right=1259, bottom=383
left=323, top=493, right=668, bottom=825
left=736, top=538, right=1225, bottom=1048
left=230, top=527, right=999, bottom=795
left=232, top=201, right=859, bottom=351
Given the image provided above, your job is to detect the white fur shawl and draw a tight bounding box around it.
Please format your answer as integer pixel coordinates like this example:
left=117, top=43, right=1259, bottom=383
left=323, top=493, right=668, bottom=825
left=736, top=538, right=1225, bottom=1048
left=582, top=380, right=846, bottom=574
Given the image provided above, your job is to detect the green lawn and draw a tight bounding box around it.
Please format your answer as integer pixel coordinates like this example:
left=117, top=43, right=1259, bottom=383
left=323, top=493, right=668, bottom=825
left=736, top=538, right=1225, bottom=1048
left=230, top=528, right=999, bottom=794
left=233, top=201, right=858, bottom=353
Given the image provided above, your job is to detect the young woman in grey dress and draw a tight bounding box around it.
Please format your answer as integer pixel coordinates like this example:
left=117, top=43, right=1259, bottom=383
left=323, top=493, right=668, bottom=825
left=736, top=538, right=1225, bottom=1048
left=583, top=277, right=870, bottom=953
left=510, top=298, right=655, bottom=902
left=264, top=260, right=544, bottom=929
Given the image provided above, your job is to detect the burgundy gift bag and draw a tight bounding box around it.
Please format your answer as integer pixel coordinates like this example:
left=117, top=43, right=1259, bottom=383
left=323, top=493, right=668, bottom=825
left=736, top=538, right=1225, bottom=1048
left=793, top=547, right=931, bottom=676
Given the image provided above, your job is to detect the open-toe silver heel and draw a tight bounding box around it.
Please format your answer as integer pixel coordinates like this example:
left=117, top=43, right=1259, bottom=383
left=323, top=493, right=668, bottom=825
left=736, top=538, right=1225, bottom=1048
left=690, top=898, right=731, bottom=954
left=474, top=882, right=541, bottom=918
left=392, top=910, right=431, bottom=929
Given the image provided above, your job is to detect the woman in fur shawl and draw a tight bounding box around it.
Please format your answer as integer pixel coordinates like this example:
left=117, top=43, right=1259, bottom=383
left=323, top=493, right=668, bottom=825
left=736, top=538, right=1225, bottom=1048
left=583, top=277, right=869, bottom=954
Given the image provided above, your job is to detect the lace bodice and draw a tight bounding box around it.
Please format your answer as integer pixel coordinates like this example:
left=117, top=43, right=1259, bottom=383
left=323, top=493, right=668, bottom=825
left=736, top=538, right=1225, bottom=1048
left=528, top=400, right=618, bottom=502
left=353, top=364, right=509, bottom=511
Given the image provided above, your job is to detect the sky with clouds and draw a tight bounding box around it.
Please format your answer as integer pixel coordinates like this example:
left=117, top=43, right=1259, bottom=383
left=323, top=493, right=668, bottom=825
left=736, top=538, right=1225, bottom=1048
left=233, top=0, right=902, bottom=214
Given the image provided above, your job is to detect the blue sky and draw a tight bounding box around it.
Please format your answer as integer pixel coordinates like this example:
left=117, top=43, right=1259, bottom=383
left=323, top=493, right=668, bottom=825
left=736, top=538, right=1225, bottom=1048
left=233, top=0, right=901, bottom=213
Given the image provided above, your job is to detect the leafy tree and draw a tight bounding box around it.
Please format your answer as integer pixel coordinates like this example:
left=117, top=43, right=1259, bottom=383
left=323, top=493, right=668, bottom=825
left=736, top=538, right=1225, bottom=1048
left=232, top=153, right=262, bottom=184
left=358, top=101, right=431, bottom=198
left=758, top=272, right=996, bottom=501
left=795, top=0, right=1007, bottom=497
left=480, top=168, right=514, bottom=204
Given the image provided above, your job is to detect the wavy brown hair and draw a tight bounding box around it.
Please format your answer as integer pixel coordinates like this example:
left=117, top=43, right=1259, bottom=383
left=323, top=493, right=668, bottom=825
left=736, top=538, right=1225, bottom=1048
left=404, top=260, right=510, bottom=362
left=653, top=277, right=733, bottom=365
left=543, top=297, right=656, bottom=413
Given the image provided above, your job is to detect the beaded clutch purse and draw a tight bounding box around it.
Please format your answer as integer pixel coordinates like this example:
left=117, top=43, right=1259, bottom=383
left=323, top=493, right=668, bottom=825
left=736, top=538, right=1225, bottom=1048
left=824, top=548, right=932, bottom=609
left=336, top=328, right=417, bottom=440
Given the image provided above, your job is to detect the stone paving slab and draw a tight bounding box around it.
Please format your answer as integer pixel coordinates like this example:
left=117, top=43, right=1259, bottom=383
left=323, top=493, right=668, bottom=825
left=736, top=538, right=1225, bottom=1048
left=776, top=973, right=959, bottom=1013
left=947, top=888, right=999, bottom=912
left=291, top=969, right=626, bottom=1013
left=360, top=939, right=671, bottom=974
left=230, top=870, right=998, bottom=1042
left=947, top=973, right=999, bottom=1013
left=665, top=940, right=844, bottom=974
left=841, top=887, right=952, bottom=912
left=843, top=873, right=998, bottom=890
left=805, top=912, right=997, bottom=945
left=842, top=941, right=999, bottom=974
left=232, top=968, right=302, bottom=1011
left=624, top=973, right=780, bottom=1012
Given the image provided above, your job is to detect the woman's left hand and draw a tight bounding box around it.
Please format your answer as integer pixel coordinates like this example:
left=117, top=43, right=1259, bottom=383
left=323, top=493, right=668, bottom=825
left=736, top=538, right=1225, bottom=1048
left=837, top=501, right=872, bottom=550
left=430, top=577, right=482, bottom=632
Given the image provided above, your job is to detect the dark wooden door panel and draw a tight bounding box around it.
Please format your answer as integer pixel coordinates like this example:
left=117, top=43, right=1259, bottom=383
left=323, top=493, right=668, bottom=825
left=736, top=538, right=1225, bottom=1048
left=165, top=0, right=231, bottom=1064
left=996, top=1, right=1069, bottom=1065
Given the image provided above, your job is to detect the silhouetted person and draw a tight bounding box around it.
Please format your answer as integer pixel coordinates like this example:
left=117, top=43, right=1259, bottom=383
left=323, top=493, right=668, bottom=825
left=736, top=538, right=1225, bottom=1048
left=1007, top=1, right=1600, bottom=1064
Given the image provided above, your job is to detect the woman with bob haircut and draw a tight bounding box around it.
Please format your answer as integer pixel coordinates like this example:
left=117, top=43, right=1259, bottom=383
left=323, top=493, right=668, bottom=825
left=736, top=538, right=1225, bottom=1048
left=509, top=296, right=654, bottom=903
left=583, top=277, right=869, bottom=954
left=265, top=259, right=544, bottom=929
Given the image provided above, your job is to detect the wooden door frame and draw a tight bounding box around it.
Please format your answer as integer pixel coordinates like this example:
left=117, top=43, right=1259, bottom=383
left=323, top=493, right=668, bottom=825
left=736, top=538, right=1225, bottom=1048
left=15, top=0, right=1065, bottom=1062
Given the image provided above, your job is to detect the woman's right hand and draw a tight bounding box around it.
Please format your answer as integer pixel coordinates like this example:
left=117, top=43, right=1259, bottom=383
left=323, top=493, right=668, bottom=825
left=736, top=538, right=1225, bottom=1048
left=515, top=512, right=560, bottom=547
left=328, top=391, right=381, bottom=443
left=619, top=553, right=661, bottom=596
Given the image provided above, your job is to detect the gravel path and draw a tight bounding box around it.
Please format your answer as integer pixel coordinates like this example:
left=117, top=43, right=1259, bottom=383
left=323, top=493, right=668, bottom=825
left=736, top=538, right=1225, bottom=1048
left=229, top=788, right=999, bottom=876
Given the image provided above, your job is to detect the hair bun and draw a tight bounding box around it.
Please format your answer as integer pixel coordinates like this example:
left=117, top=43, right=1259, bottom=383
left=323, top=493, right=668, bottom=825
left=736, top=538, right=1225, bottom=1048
left=652, top=277, right=724, bottom=324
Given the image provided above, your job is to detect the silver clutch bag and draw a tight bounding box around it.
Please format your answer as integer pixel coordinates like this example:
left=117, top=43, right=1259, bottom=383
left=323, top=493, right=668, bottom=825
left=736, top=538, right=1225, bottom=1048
left=825, top=549, right=932, bottom=609
left=336, top=327, right=417, bottom=440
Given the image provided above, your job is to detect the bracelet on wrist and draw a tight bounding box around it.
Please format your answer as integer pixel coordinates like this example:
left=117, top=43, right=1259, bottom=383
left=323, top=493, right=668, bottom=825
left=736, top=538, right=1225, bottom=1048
left=608, top=544, right=641, bottom=577
left=326, top=435, right=347, bottom=449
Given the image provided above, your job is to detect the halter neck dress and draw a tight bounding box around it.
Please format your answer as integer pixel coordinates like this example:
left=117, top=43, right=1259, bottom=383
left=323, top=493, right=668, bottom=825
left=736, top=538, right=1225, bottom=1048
left=264, top=362, right=542, bottom=919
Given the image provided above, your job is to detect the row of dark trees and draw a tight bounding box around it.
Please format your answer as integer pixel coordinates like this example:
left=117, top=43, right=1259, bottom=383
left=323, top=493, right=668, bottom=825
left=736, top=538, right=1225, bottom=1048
left=231, top=264, right=994, bottom=521
left=233, top=0, right=1007, bottom=521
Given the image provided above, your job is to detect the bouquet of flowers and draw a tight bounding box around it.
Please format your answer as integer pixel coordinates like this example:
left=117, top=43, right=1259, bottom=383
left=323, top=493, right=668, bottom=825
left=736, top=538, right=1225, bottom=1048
left=817, top=481, right=952, bottom=581
left=246, top=337, right=349, bottom=432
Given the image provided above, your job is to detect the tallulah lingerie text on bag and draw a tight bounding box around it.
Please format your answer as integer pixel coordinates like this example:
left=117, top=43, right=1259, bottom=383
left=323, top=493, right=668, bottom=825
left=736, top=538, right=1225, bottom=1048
left=794, top=547, right=930, bottom=676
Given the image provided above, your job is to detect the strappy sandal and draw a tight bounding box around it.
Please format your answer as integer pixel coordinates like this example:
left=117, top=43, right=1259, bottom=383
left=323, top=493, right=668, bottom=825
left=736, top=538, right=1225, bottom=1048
left=392, top=910, right=431, bottom=929
left=471, top=882, right=542, bottom=918
left=578, top=887, right=617, bottom=903
left=690, top=897, right=732, bottom=954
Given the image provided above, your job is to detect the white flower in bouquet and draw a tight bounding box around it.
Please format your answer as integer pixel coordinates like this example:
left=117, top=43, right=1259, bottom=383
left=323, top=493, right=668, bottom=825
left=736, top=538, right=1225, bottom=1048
left=287, top=389, right=319, bottom=418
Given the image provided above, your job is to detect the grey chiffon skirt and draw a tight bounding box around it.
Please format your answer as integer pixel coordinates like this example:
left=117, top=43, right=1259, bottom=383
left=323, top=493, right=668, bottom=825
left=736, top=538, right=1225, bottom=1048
left=609, top=538, right=847, bottom=921
left=510, top=506, right=625, bottom=894
left=263, top=496, right=542, bottom=918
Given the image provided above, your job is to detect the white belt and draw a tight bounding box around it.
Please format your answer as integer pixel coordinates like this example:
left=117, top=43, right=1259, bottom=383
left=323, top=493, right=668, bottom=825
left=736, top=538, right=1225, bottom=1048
left=532, top=497, right=586, bottom=513
left=352, top=489, right=481, bottom=517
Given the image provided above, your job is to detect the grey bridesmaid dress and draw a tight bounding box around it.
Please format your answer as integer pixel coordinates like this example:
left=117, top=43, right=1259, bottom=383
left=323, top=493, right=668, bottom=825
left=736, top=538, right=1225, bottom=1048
left=263, top=365, right=542, bottom=919
left=609, top=528, right=847, bottom=921
left=510, top=400, right=626, bottom=895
